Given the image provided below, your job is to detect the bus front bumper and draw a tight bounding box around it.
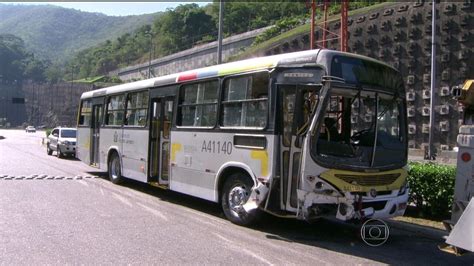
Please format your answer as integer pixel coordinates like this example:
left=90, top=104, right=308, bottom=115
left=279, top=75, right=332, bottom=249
left=296, top=187, right=409, bottom=221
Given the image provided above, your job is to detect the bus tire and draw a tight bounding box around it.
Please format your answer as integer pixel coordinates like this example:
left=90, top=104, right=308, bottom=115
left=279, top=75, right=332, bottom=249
left=108, top=152, right=123, bottom=184
left=221, top=173, right=259, bottom=226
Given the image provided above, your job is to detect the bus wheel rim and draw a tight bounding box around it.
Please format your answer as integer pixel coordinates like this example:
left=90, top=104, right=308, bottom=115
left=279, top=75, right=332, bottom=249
left=228, top=185, right=248, bottom=214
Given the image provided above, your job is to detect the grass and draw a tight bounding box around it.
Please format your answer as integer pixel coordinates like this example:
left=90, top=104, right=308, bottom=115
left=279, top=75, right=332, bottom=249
left=392, top=216, right=445, bottom=230
left=391, top=206, right=447, bottom=230
left=72, top=76, right=105, bottom=84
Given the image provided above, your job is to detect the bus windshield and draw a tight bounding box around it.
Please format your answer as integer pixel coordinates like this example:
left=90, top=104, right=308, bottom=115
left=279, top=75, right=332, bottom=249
left=311, top=87, right=406, bottom=170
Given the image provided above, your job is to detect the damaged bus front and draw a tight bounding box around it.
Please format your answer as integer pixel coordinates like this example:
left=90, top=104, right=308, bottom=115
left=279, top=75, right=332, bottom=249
left=268, top=52, right=409, bottom=222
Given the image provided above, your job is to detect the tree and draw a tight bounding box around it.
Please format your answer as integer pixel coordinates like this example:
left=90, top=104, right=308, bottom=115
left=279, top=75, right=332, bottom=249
left=24, top=56, right=47, bottom=82
left=0, top=34, right=27, bottom=81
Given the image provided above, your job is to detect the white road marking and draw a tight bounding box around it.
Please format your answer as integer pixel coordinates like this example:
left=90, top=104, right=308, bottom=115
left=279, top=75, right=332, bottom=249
left=214, top=233, right=274, bottom=265
left=112, top=192, right=133, bottom=208
left=136, top=202, right=168, bottom=221
left=100, top=187, right=105, bottom=196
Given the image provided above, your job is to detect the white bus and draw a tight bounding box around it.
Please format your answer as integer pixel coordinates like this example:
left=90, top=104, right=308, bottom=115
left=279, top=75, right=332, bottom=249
left=77, top=49, right=409, bottom=225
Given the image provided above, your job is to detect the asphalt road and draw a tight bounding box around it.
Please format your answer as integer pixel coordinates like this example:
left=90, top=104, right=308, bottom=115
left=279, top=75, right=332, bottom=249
left=0, top=129, right=472, bottom=265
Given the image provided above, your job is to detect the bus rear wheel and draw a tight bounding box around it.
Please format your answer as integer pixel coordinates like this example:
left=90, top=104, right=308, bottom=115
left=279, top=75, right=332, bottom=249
left=221, top=174, right=259, bottom=226
left=108, top=153, right=123, bottom=184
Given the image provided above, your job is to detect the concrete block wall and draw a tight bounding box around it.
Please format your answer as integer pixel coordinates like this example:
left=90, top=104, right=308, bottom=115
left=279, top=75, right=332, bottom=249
left=115, top=27, right=270, bottom=81
left=260, top=1, right=473, bottom=151
left=0, top=80, right=27, bottom=127
left=21, top=81, right=91, bottom=128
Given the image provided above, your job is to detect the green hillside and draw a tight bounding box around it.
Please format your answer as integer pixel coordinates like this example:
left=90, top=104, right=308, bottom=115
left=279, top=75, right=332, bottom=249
left=0, top=3, right=160, bottom=62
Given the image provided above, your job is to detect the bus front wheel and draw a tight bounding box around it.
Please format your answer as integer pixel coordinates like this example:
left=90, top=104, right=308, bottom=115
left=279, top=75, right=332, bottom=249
left=221, top=174, right=259, bottom=226
left=108, top=153, right=123, bottom=184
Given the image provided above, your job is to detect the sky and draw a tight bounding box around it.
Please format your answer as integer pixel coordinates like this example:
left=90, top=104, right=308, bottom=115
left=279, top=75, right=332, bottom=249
left=3, top=2, right=210, bottom=16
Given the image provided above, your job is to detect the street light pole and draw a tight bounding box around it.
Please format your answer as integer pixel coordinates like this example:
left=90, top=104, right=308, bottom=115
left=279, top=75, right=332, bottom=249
left=428, top=0, right=437, bottom=160
left=217, top=0, right=224, bottom=64
left=145, top=31, right=154, bottom=79
left=148, top=33, right=153, bottom=79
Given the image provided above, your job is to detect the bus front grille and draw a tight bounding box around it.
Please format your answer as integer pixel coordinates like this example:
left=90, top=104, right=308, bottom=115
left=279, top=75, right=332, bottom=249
left=361, top=201, right=387, bottom=211
left=334, top=173, right=400, bottom=186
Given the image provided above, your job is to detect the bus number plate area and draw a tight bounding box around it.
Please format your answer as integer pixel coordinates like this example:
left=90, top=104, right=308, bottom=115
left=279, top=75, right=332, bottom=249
left=201, top=140, right=232, bottom=155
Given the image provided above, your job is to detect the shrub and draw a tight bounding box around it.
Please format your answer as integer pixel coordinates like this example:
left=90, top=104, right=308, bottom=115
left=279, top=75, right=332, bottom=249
left=45, top=129, right=52, bottom=137
left=253, top=16, right=306, bottom=46
left=407, top=162, right=456, bottom=218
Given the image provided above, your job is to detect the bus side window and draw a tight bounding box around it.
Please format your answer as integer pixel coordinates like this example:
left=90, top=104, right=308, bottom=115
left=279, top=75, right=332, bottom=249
left=125, top=91, right=148, bottom=127
left=79, top=100, right=92, bottom=126
left=221, top=72, right=269, bottom=128
left=105, top=94, right=125, bottom=126
left=178, top=80, right=218, bottom=128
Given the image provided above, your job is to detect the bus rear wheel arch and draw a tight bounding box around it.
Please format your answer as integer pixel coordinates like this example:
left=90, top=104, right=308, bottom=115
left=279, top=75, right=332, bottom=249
left=108, top=151, right=123, bottom=184
left=221, top=172, right=260, bottom=226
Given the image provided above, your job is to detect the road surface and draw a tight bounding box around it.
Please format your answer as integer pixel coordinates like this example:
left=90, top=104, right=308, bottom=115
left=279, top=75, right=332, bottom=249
left=0, top=129, right=472, bottom=264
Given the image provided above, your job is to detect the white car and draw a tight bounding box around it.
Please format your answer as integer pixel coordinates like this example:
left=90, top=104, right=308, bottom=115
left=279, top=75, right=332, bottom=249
left=25, top=126, right=36, bottom=133
left=46, top=127, right=77, bottom=158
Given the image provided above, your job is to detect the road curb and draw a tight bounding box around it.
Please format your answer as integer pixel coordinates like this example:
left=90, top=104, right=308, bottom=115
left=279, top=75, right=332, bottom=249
left=387, top=219, right=447, bottom=241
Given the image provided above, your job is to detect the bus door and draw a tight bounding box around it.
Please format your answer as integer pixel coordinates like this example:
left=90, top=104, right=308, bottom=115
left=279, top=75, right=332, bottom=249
left=275, top=68, right=323, bottom=211
left=91, top=102, right=103, bottom=166
left=149, top=97, right=174, bottom=185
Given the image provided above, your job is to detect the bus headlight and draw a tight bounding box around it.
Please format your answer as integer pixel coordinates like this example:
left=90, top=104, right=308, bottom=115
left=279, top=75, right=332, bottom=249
left=398, top=180, right=408, bottom=196
left=64, top=141, right=70, bottom=145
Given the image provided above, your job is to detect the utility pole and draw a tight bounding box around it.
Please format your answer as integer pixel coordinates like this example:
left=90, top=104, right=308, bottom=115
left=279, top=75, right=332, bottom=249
left=310, top=0, right=315, bottom=50
left=147, top=32, right=154, bottom=79
left=428, top=0, right=437, bottom=160
left=217, top=1, right=224, bottom=64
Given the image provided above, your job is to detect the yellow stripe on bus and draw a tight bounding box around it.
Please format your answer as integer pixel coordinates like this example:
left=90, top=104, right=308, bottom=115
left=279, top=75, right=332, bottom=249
left=171, top=143, right=182, bottom=162
left=320, top=168, right=407, bottom=192
left=251, top=150, right=269, bottom=177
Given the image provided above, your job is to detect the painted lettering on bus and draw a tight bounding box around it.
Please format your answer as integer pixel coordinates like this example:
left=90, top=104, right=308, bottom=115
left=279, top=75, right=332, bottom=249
left=201, top=140, right=232, bottom=155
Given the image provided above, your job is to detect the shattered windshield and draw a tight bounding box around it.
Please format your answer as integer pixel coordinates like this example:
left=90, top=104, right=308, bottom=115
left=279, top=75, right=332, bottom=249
left=311, top=88, right=406, bottom=170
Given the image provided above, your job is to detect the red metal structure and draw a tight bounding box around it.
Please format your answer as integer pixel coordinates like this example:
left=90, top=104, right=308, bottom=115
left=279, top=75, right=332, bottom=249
left=308, top=0, right=349, bottom=52
left=340, top=0, right=349, bottom=52
left=322, top=0, right=329, bottom=48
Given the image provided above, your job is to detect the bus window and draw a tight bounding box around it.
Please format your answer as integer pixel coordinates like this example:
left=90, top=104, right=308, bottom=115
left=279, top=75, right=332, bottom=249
left=106, top=94, right=125, bottom=126
left=125, top=91, right=148, bottom=127
left=178, top=80, right=218, bottom=127
left=78, top=100, right=92, bottom=126
left=221, top=72, right=269, bottom=128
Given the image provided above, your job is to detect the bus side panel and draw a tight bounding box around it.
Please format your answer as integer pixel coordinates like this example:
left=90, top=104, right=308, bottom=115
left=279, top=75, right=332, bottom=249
left=100, top=127, right=121, bottom=171
left=121, top=128, right=148, bottom=183
left=169, top=131, right=275, bottom=202
left=77, top=127, right=91, bottom=164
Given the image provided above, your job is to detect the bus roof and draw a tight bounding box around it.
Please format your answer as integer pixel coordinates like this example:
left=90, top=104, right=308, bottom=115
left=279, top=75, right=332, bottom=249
left=80, top=49, right=396, bottom=99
